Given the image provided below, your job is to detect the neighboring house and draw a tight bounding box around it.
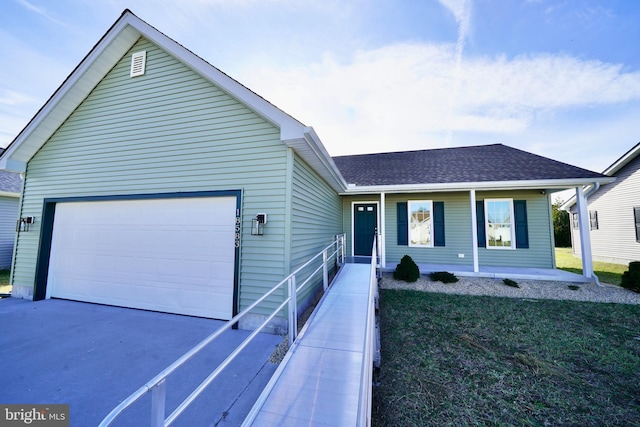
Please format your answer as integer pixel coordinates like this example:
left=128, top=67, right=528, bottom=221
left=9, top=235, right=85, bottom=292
left=0, top=164, right=22, bottom=269
left=0, top=10, right=611, bottom=331
left=563, top=142, right=640, bottom=266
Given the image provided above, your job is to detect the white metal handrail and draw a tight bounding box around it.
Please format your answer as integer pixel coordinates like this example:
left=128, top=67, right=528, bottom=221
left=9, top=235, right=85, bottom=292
left=357, top=235, right=379, bottom=426
left=99, top=234, right=346, bottom=427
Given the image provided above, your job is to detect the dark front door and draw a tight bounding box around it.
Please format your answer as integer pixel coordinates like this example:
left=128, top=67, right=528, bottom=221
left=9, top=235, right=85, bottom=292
left=354, top=203, right=377, bottom=256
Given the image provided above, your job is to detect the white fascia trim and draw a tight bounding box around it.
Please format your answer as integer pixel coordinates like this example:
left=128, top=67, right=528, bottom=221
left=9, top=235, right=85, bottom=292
left=283, top=127, right=347, bottom=193
left=0, top=16, right=141, bottom=171
left=602, top=141, right=640, bottom=176
left=341, top=177, right=616, bottom=195
left=0, top=191, right=19, bottom=198
left=125, top=13, right=306, bottom=141
left=0, top=10, right=308, bottom=171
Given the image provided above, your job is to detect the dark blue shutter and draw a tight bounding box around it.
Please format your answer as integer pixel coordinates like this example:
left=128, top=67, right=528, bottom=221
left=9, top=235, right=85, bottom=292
left=434, top=202, right=445, bottom=246
left=476, top=201, right=486, bottom=247
left=397, top=202, right=408, bottom=246
left=514, top=200, right=529, bottom=249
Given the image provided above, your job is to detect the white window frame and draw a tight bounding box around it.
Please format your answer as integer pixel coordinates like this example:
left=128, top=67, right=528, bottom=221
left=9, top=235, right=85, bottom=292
left=408, top=200, right=433, bottom=247
left=485, top=198, right=516, bottom=250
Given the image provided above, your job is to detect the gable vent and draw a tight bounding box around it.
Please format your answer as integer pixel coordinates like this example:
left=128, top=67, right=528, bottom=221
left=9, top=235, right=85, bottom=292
left=130, top=51, right=147, bottom=77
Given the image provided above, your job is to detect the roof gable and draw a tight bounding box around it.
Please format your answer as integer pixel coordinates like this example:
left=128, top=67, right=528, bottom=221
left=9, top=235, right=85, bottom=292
left=0, top=9, right=346, bottom=191
left=334, top=144, right=610, bottom=191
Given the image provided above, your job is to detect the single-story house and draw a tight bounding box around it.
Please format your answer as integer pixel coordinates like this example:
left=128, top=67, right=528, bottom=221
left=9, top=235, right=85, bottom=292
left=0, top=157, right=22, bottom=269
left=562, top=142, right=640, bottom=266
left=0, top=10, right=613, bottom=332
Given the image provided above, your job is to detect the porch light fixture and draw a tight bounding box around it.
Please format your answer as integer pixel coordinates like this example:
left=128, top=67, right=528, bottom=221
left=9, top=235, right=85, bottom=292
left=251, top=213, right=267, bottom=235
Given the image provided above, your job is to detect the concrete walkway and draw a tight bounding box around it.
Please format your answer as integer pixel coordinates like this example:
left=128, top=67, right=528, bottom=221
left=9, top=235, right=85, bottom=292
left=0, top=298, right=281, bottom=427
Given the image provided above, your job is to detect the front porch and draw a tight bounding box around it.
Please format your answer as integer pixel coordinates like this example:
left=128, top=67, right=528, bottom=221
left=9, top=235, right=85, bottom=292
left=410, top=264, right=589, bottom=283
left=348, top=255, right=588, bottom=283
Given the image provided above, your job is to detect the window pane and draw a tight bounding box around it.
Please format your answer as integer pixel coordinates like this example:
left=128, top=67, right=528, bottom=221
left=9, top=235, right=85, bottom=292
left=485, top=199, right=513, bottom=248
left=409, top=201, right=432, bottom=246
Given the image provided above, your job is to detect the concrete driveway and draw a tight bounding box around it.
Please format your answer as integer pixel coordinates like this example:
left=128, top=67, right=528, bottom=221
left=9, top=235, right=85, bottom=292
left=0, top=297, right=281, bottom=426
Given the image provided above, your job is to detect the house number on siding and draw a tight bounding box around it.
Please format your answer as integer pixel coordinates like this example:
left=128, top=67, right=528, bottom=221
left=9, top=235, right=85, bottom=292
left=235, top=215, right=241, bottom=248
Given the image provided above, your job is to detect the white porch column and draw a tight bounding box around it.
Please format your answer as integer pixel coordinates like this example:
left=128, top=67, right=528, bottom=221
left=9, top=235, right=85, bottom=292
left=575, top=186, right=593, bottom=279
left=470, top=190, right=479, bottom=273
left=380, top=192, right=386, bottom=269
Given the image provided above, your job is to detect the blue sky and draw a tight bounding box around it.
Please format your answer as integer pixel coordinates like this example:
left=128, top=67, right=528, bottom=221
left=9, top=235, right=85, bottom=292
left=2, top=0, right=640, bottom=178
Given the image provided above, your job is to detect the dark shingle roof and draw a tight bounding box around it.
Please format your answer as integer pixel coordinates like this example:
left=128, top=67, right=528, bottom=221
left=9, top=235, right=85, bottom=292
left=332, top=144, right=605, bottom=186
left=0, top=149, right=22, bottom=194
left=0, top=171, right=21, bottom=194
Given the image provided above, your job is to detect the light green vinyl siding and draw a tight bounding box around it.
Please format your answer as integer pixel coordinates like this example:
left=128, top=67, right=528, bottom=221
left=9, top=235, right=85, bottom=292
left=290, top=153, right=342, bottom=308
left=0, top=196, right=19, bottom=269
left=14, top=38, right=289, bottom=314
left=342, top=190, right=553, bottom=270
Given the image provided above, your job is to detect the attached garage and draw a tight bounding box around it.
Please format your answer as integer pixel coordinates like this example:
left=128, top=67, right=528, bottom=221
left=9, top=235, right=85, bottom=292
left=43, top=195, right=239, bottom=320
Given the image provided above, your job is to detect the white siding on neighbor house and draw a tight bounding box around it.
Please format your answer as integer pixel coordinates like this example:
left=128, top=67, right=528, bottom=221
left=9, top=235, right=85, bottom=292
left=572, top=154, right=640, bottom=265
left=342, top=190, right=554, bottom=270
left=0, top=196, right=19, bottom=269
left=13, top=37, right=290, bottom=314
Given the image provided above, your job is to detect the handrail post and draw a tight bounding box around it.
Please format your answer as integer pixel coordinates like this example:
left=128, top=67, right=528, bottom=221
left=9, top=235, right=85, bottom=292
left=150, top=378, right=166, bottom=427
left=322, top=249, right=328, bottom=291
left=288, top=275, right=297, bottom=347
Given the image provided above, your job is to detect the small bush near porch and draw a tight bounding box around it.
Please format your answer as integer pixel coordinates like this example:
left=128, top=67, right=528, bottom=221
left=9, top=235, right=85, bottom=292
left=373, top=290, right=640, bottom=426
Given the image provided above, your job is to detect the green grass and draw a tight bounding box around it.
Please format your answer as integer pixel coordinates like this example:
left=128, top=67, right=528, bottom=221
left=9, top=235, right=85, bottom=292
left=373, top=290, right=640, bottom=426
left=0, top=269, right=11, bottom=294
left=555, top=247, right=627, bottom=285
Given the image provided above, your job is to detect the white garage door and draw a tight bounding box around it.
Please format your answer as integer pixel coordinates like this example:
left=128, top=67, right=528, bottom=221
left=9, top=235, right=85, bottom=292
left=46, top=196, right=237, bottom=319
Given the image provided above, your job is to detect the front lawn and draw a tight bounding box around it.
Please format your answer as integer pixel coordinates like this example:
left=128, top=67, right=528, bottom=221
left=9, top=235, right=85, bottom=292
left=373, top=289, right=640, bottom=426
left=555, top=247, right=627, bottom=285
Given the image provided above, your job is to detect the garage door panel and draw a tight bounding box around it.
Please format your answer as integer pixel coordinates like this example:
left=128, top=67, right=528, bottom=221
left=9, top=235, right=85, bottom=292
left=47, top=197, right=237, bottom=319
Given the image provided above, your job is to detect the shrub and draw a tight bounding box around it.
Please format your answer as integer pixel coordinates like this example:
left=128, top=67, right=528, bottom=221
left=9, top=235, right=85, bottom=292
left=393, top=255, right=420, bottom=282
left=621, top=261, right=640, bottom=293
left=503, top=278, right=519, bottom=288
left=429, top=271, right=458, bottom=283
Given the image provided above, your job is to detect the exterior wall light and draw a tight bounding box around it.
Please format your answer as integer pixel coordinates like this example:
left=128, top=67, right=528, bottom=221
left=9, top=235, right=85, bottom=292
left=251, top=213, right=267, bottom=235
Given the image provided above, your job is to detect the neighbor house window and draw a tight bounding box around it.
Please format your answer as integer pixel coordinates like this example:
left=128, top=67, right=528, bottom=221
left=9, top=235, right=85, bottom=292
left=589, top=210, right=599, bottom=230
left=485, top=199, right=515, bottom=249
left=572, top=212, right=579, bottom=229
left=634, top=207, right=640, bottom=243
left=408, top=200, right=433, bottom=247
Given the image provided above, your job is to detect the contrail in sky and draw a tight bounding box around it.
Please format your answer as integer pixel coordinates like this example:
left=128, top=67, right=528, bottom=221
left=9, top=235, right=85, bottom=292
left=438, top=0, right=472, bottom=144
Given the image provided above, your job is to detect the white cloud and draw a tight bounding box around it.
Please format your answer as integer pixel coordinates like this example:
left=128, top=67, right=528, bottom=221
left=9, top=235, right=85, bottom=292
left=239, top=42, right=640, bottom=156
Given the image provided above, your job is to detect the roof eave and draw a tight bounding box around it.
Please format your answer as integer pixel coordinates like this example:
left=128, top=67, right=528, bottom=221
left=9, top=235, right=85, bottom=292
left=284, top=127, right=347, bottom=193
left=340, top=177, right=615, bottom=195
left=602, top=141, right=640, bottom=176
